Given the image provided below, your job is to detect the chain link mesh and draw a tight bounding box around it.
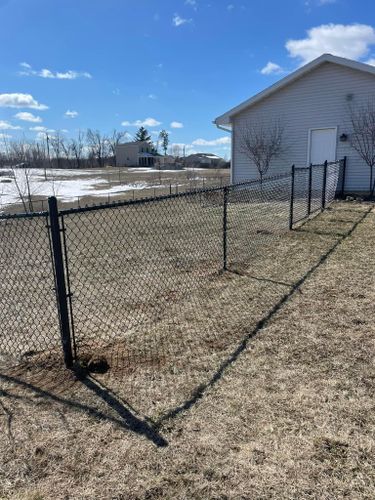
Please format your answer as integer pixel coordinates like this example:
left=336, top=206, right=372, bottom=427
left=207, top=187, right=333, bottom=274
left=293, top=168, right=310, bottom=224
left=0, top=213, right=60, bottom=367
left=0, top=161, right=342, bottom=413
left=310, top=164, right=325, bottom=214
left=325, top=161, right=341, bottom=207
left=227, top=174, right=291, bottom=268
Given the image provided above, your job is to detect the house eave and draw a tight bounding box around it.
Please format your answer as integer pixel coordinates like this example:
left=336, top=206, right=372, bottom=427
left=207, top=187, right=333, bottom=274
left=214, top=53, right=375, bottom=125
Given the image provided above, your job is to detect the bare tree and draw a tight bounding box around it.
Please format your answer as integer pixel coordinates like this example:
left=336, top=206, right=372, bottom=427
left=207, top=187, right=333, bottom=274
left=87, top=129, right=109, bottom=168
left=171, top=144, right=182, bottom=159
left=108, top=129, right=126, bottom=167
left=70, top=131, right=85, bottom=169
left=50, top=132, right=63, bottom=169
left=60, top=137, right=75, bottom=169
left=7, top=140, right=35, bottom=211
left=239, top=119, right=286, bottom=183
left=349, top=100, right=375, bottom=197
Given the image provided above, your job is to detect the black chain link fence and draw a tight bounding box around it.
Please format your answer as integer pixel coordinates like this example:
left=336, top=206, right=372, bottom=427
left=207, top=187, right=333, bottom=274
left=0, top=160, right=344, bottom=411
left=0, top=212, right=60, bottom=368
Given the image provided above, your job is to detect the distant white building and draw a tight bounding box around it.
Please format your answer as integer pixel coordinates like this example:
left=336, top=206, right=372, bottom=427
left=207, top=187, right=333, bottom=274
left=116, top=141, right=156, bottom=167
left=185, top=153, right=225, bottom=168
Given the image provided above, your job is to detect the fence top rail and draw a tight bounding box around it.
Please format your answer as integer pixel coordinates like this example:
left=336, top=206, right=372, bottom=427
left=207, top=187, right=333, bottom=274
left=58, top=171, right=291, bottom=216
left=310, top=159, right=343, bottom=168
left=0, top=209, right=49, bottom=221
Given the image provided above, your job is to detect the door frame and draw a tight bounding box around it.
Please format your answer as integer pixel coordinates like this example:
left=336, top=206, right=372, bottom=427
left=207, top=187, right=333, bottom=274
left=307, top=126, right=338, bottom=165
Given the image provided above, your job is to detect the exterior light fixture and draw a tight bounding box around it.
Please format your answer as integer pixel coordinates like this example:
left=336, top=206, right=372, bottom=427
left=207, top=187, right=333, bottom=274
left=340, top=133, right=348, bottom=142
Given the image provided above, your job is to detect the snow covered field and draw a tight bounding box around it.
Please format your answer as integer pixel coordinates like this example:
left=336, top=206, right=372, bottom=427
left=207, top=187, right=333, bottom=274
left=0, top=167, right=229, bottom=213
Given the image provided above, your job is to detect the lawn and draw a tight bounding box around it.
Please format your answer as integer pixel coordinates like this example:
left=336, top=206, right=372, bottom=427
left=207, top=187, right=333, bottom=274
left=0, top=200, right=374, bottom=499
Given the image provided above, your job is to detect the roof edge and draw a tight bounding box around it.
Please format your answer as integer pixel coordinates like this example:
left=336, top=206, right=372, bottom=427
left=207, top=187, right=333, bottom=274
left=214, top=53, right=375, bottom=125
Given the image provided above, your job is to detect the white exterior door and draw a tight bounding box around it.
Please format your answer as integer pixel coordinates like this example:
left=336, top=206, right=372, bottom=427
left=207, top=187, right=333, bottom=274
left=308, top=128, right=337, bottom=165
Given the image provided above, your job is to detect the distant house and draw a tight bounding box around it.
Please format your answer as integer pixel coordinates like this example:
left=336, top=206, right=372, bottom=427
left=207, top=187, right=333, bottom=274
left=185, top=153, right=226, bottom=168
left=116, top=141, right=156, bottom=167
left=155, top=155, right=184, bottom=170
left=214, top=53, right=375, bottom=192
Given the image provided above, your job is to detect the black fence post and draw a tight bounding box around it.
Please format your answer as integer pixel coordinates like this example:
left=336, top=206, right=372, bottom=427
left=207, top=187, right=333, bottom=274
left=307, top=163, right=313, bottom=216
left=289, top=165, right=295, bottom=230
left=322, top=160, right=328, bottom=210
left=48, top=196, right=73, bottom=368
left=223, top=186, right=228, bottom=271
left=340, top=156, right=347, bottom=199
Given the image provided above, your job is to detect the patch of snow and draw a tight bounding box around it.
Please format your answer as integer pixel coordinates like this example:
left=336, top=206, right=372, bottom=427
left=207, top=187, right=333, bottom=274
left=0, top=168, right=168, bottom=212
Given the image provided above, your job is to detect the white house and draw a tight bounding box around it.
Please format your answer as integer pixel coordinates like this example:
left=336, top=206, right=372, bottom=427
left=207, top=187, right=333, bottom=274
left=185, top=153, right=226, bottom=168
left=214, top=54, right=375, bottom=193
left=116, top=141, right=156, bottom=167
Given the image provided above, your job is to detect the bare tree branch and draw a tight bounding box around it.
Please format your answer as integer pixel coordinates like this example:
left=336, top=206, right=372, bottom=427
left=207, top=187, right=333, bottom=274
left=238, top=119, right=286, bottom=182
left=349, top=100, right=375, bottom=196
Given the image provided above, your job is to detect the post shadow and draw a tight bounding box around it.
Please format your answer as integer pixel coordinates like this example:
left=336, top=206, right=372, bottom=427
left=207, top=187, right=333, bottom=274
left=0, top=370, right=168, bottom=448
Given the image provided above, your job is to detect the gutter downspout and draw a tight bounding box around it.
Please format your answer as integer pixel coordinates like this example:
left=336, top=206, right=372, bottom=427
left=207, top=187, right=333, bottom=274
left=213, top=120, right=233, bottom=184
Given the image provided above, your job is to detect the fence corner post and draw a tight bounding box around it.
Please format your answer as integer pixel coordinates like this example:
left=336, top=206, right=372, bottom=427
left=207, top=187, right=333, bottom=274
left=289, top=165, right=295, bottom=230
left=48, top=196, right=73, bottom=368
left=223, top=186, right=228, bottom=271
left=322, top=160, right=328, bottom=210
left=340, top=156, right=347, bottom=199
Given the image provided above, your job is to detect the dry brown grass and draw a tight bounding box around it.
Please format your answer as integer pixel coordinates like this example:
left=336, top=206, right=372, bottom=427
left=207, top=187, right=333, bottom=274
left=1, top=201, right=375, bottom=499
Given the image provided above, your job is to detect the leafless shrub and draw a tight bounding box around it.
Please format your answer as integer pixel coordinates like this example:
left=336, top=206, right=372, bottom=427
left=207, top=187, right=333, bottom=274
left=239, top=119, right=286, bottom=182
left=349, top=100, right=375, bottom=197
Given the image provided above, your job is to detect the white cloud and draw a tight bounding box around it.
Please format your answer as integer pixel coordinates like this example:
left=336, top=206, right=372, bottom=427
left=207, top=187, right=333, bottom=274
left=14, top=111, right=42, bottom=123
left=305, top=0, right=337, bottom=6
left=33, top=128, right=56, bottom=140
left=148, top=93, right=157, bottom=99
left=19, top=62, right=92, bottom=80
left=227, top=4, right=235, bottom=10
left=121, top=117, right=162, bottom=127
left=366, top=58, right=375, bottom=66
left=0, top=120, right=22, bottom=130
left=35, top=131, right=50, bottom=141
left=185, top=0, right=197, bottom=9
left=0, top=93, right=48, bottom=110
left=64, top=110, right=79, bottom=118
left=192, top=137, right=231, bottom=146
left=286, top=24, right=375, bottom=64
left=0, top=133, right=12, bottom=140
left=260, top=61, right=284, bottom=75
left=170, top=121, right=184, bottom=128
left=29, top=126, right=48, bottom=132
left=172, top=14, right=192, bottom=27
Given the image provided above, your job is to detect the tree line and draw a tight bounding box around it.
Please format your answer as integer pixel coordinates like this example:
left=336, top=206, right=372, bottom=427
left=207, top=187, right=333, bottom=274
left=0, top=127, right=171, bottom=170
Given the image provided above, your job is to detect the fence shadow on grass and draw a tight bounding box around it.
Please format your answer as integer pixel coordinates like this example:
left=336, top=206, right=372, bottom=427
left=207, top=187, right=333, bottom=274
left=155, top=204, right=372, bottom=426
left=0, top=204, right=371, bottom=445
left=0, top=369, right=168, bottom=447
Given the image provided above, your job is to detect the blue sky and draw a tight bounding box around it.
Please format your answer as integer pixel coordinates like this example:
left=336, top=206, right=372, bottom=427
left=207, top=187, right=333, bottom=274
left=1, top=0, right=375, bottom=158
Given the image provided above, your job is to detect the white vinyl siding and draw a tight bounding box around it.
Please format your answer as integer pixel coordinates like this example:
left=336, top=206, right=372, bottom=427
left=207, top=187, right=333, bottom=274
left=232, top=62, right=375, bottom=192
